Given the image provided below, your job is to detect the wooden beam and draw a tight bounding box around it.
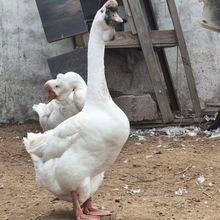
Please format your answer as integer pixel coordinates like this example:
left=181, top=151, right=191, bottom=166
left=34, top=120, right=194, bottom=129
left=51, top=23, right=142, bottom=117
left=151, top=30, right=177, bottom=47
left=122, top=0, right=137, bottom=34
left=74, top=30, right=177, bottom=48
left=206, top=103, right=220, bottom=108
left=138, top=0, right=180, bottom=111
left=106, top=32, right=139, bottom=48
left=166, top=0, right=202, bottom=117
left=130, top=118, right=195, bottom=129
left=127, top=0, right=174, bottom=123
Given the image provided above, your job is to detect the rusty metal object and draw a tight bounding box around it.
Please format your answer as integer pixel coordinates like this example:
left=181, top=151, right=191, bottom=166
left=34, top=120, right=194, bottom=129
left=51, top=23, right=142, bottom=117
left=199, top=0, right=220, bottom=31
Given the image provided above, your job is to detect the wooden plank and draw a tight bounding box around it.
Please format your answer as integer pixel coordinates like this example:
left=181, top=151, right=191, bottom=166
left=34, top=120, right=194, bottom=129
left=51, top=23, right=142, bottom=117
left=151, top=30, right=177, bottom=47
left=130, top=118, right=195, bottom=129
left=122, top=0, right=137, bottom=34
left=166, top=0, right=202, bottom=117
left=206, top=103, right=220, bottom=108
left=35, top=0, right=87, bottom=42
left=143, top=0, right=179, bottom=111
left=47, top=49, right=87, bottom=81
left=127, top=0, right=174, bottom=123
left=109, top=30, right=177, bottom=48
left=107, top=32, right=139, bottom=48
left=74, top=33, right=89, bottom=48
left=74, top=34, right=88, bottom=48
left=74, top=30, right=177, bottom=48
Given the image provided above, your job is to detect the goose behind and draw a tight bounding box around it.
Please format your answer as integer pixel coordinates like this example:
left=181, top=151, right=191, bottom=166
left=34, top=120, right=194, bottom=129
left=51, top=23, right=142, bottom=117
left=33, top=72, right=87, bottom=131
left=24, top=1, right=130, bottom=219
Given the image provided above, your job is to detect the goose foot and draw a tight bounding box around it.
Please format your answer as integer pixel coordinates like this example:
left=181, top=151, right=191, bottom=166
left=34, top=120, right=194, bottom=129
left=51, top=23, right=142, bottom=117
left=82, top=197, right=111, bottom=216
left=70, top=192, right=100, bottom=220
left=87, top=210, right=111, bottom=216
left=76, top=214, right=101, bottom=220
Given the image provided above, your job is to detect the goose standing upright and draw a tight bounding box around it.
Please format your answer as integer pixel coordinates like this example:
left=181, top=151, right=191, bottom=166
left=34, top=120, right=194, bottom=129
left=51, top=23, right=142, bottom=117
left=23, top=1, right=130, bottom=220
left=33, top=72, right=87, bottom=131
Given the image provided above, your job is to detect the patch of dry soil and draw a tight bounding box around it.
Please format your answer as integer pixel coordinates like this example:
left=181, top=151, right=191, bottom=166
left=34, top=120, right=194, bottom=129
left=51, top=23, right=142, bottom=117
left=1, top=122, right=220, bottom=220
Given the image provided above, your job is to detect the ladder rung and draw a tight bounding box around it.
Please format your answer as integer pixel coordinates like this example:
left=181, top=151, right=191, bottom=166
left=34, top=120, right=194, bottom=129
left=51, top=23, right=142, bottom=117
left=75, top=30, right=178, bottom=49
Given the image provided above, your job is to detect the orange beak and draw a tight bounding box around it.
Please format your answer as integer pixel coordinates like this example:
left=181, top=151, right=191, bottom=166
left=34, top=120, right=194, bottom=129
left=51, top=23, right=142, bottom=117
left=44, top=83, right=58, bottom=103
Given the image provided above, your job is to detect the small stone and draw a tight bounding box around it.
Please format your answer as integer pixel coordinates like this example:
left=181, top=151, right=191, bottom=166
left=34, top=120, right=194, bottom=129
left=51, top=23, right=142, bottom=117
left=115, top=198, right=121, bottom=203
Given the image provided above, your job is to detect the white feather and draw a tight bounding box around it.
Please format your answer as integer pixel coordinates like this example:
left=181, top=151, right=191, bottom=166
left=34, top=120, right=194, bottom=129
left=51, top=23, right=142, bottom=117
left=24, top=0, right=129, bottom=207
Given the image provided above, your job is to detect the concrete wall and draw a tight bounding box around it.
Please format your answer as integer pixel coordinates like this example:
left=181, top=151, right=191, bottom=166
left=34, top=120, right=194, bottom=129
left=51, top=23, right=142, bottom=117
left=1, top=0, right=220, bottom=123
left=152, top=0, right=220, bottom=111
left=0, top=0, right=73, bottom=123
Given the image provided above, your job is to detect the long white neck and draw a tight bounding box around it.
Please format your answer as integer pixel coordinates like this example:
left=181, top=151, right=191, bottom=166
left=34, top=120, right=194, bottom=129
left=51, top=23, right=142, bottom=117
left=85, top=24, right=112, bottom=106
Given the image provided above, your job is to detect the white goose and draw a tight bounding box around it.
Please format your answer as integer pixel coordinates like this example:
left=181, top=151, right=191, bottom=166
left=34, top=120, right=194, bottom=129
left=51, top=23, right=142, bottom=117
left=33, top=72, right=87, bottom=131
left=24, top=1, right=129, bottom=220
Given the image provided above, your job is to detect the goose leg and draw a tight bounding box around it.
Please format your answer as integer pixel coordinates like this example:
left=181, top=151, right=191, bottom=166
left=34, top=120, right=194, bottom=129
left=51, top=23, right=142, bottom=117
left=70, top=191, right=100, bottom=220
left=82, top=197, right=111, bottom=216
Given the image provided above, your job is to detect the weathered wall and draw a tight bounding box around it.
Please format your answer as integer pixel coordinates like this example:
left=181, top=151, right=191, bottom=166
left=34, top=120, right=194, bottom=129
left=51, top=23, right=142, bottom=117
left=152, top=0, right=220, bottom=111
left=1, top=0, right=220, bottom=123
left=0, top=0, right=73, bottom=123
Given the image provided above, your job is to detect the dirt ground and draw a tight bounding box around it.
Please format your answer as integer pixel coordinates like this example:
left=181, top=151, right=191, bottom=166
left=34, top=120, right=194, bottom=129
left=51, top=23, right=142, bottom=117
left=1, top=122, right=220, bottom=220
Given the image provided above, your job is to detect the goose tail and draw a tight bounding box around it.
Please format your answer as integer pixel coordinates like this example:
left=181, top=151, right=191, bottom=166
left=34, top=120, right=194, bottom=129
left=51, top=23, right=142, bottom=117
left=23, top=133, right=47, bottom=183
left=23, top=132, right=46, bottom=156
left=24, top=135, right=59, bottom=192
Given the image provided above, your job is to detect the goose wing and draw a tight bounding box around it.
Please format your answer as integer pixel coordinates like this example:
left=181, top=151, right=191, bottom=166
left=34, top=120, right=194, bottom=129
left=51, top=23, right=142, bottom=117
left=23, top=114, right=83, bottom=162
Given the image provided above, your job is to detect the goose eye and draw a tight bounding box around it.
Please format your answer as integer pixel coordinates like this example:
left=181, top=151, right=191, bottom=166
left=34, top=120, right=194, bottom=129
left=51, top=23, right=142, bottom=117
left=55, top=85, right=59, bottom=88
left=101, top=10, right=104, bottom=13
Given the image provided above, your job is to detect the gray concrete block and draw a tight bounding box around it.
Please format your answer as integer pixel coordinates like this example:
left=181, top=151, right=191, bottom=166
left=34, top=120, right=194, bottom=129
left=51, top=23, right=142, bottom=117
left=114, top=94, right=157, bottom=121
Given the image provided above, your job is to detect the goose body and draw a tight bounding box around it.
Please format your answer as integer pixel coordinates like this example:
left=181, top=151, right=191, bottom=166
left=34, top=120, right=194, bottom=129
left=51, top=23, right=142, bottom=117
left=33, top=72, right=87, bottom=131
left=24, top=1, right=129, bottom=219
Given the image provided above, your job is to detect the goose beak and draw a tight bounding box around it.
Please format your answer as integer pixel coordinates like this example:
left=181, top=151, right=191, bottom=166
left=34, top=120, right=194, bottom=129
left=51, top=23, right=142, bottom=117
left=45, top=90, right=57, bottom=103
left=44, top=83, right=58, bottom=103
left=105, top=10, right=123, bottom=27
left=105, top=0, right=123, bottom=27
left=109, top=12, right=123, bottom=26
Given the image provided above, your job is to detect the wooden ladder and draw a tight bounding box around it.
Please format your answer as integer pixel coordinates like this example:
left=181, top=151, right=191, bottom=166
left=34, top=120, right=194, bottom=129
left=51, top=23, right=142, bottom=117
left=124, top=0, right=201, bottom=123
left=36, top=0, right=202, bottom=124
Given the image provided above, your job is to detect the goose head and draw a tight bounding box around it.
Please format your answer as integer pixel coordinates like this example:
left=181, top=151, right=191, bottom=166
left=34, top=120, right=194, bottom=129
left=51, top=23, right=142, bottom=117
left=93, top=0, right=123, bottom=42
left=44, top=72, right=83, bottom=103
